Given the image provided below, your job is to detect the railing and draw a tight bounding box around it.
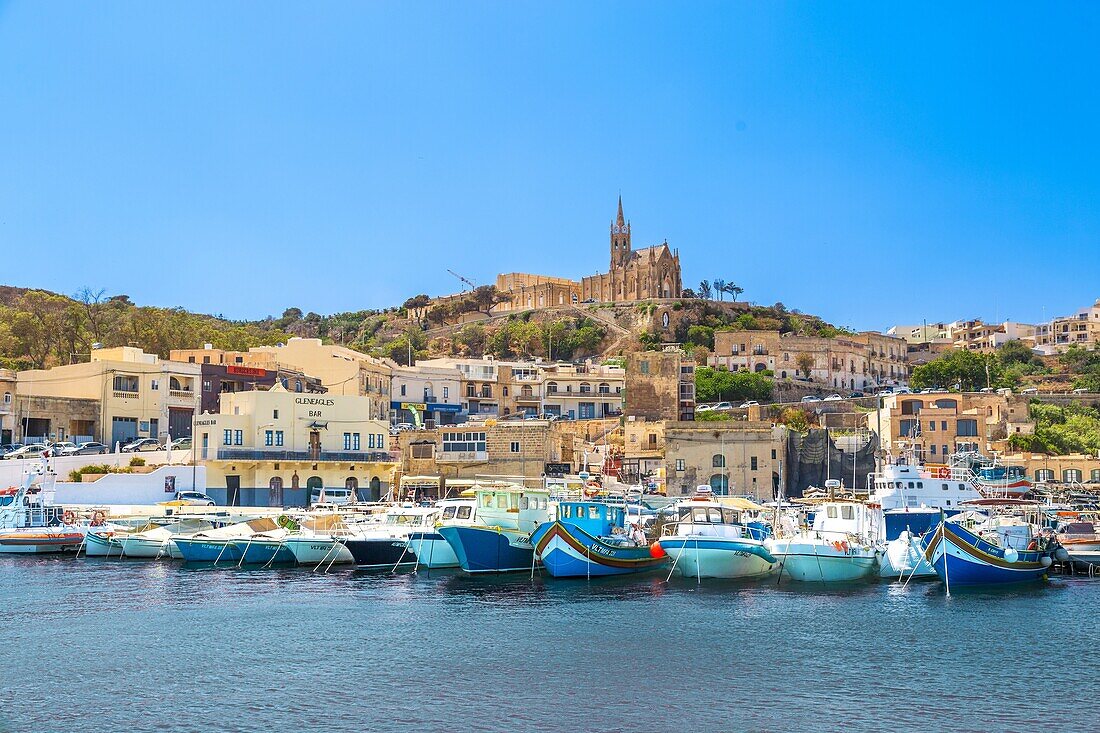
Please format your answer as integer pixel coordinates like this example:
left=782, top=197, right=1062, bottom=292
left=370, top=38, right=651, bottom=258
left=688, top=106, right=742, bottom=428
left=169, top=389, right=194, bottom=399
left=113, top=390, right=139, bottom=399
left=436, top=450, right=489, bottom=462
left=216, top=448, right=396, bottom=462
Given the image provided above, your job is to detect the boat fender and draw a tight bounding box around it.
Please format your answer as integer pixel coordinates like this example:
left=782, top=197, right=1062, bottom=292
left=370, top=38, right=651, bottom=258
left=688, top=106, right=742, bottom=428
left=649, top=541, right=666, bottom=559
left=62, top=510, right=77, bottom=525
left=1055, top=548, right=1070, bottom=563
left=1040, top=555, right=1053, bottom=568
left=1026, top=539, right=1038, bottom=551
left=1003, top=548, right=1019, bottom=563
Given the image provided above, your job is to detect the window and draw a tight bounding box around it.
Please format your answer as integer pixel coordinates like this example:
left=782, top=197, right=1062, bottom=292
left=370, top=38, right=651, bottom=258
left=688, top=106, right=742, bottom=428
left=771, top=449, right=777, bottom=459
left=675, top=459, right=685, bottom=472
left=273, top=409, right=279, bottom=419
left=1035, top=469, right=1054, bottom=482
left=441, top=431, right=487, bottom=453
left=3, top=392, right=10, bottom=404
left=546, top=381, right=558, bottom=394
left=827, top=506, right=838, bottom=518
left=941, top=421, right=948, bottom=431
left=344, top=433, right=352, bottom=450
left=275, top=431, right=284, bottom=447
left=264, top=430, right=274, bottom=446
left=150, top=379, right=159, bottom=391
left=928, top=420, right=935, bottom=432
left=202, top=380, right=212, bottom=392
left=234, top=430, right=243, bottom=446
left=942, top=483, right=949, bottom=491
left=712, top=454, right=726, bottom=468
left=223, top=429, right=232, bottom=445
left=353, top=433, right=361, bottom=450
left=443, top=386, right=449, bottom=400
left=957, top=419, right=978, bottom=437
left=841, top=505, right=854, bottom=520
left=640, top=360, right=650, bottom=375
left=1064, top=469, right=1083, bottom=483
left=510, top=441, right=520, bottom=453
left=899, top=419, right=918, bottom=437
left=942, top=445, right=948, bottom=457
left=113, top=375, right=139, bottom=393
left=750, top=456, right=758, bottom=471
left=709, top=474, right=729, bottom=494
left=1092, top=469, right=1100, bottom=482
left=400, top=384, right=406, bottom=396
left=368, top=434, right=375, bottom=449
left=579, top=382, right=591, bottom=394
left=930, top=445, right=937, bottom=455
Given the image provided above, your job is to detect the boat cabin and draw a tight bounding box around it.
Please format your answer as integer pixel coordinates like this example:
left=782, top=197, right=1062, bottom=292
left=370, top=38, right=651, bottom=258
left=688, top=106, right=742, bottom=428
left=437, top=497, right=477, bottom=525
left=811, top=501, right=879, bottom=540
left=474, top=484, right=551, bottom=532
left=559, top=502, right=626, bottom=538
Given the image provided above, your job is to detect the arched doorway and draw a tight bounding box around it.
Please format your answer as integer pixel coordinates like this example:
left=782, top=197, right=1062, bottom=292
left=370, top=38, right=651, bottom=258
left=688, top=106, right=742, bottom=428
left=709, top=473, right=729, bottom=495
left=268, top=476, right=283, bottom=507
left=306, top=475, right=323, bottom=505
left=369, top=476, right=381, bottom=501
left=346, top=477, right=360, bottom=502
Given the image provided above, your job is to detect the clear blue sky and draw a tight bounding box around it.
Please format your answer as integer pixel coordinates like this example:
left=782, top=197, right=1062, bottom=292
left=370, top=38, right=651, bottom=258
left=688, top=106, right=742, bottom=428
left=2, top=2, right=1098, bottom=331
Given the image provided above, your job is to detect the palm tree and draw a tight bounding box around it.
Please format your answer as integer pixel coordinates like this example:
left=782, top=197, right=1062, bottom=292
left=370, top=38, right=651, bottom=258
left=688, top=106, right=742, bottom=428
left=724, top=283, right=744, bottom=302
left=713, top=278, right=727, bottom=301
left=698, top=280, right=713, bottom=300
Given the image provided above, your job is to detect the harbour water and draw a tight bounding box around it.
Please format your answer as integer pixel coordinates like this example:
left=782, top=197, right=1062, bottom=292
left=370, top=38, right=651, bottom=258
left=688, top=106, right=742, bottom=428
left=3, top=558, right=1097, bottom=733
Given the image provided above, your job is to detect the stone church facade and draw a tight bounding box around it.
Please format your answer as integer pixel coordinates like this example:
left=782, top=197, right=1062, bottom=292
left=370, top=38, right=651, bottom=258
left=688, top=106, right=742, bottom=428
left=580, top=198, right=683, bottom=303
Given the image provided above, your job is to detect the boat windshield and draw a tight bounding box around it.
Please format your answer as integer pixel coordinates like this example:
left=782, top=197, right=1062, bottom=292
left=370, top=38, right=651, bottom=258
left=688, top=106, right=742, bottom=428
left=678, top=507, right=736, bottom=524
left=387, top=513, right=425, bottom=526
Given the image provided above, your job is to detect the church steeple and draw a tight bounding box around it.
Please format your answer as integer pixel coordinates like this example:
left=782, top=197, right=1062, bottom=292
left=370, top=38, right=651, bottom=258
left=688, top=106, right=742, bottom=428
left=610, top=196, right=631, bottom=268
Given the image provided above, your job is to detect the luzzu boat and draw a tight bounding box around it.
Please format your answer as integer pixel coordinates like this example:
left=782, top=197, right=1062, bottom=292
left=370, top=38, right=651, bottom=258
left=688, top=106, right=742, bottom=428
left=657, top=489, right=776, bottom=580
left=920, top=507, right=1057, bottom=586
left=438, top=483, right=551, bottom=574
left=530, top=500, right=666, bottom=578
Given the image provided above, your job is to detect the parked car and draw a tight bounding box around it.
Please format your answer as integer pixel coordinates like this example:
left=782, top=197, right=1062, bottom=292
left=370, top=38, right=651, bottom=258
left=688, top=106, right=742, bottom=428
left=0, top=443, right=20, bottom=456
left=739, top=400, right=760, bottom=408
left=2, top=443, right=49, bottom=460
left=167, top=437, right=192, bottom=451
left=48, top=442, right=80, bottom=455
left=121, top=438, right=162, bottom=453
left=581, top=298, right=596, bottom=304
left=800, top=395, right=821, bottom=403
left=711, top=401, right=733, bottom=412
left=823, top=394, right=843, bottom=402
left=62, top=442, right=110, bottom=456
left=1021, top=387, right=1039, bottom=395
left=695, top=404, right=713, bottom=412
left=848, top=391, right=865, bottom=398
left=540, top=413, right=562, bottom=421
left=174, top=490, right=215, bottom=507
left=893, top=387, right=912, bottom=394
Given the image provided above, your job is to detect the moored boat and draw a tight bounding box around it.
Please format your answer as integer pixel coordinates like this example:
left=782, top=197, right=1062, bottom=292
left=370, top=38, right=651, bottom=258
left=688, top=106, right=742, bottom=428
left=919, top=506, right=1058, bottom=586
left=531, top=500, right=666, bottom=578
left=342, top=505, right=440, bottom=569
left=765, top=497, right=879, bottom=582
left=0, top=464, right=86, bottom=554
left=657, top=489, right=776, bottom=580
left=405, top=497, right=477, bottom=569
left=438, top=483, right=551, bottom=574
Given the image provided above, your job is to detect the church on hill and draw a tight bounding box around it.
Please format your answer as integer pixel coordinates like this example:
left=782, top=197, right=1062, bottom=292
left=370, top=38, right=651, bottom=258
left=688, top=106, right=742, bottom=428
left=580, top=197, right=683, bottom=303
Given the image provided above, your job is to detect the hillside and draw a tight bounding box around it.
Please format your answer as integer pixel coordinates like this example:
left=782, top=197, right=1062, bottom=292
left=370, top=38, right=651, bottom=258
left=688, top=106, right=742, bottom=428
left=0, top=284, right=844, bottom=369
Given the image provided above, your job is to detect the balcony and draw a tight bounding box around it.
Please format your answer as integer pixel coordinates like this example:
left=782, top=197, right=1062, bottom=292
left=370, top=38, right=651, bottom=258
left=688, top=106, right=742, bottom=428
left=216, top=448, right=395, bottom=462
left=437, top=449, right=489, bottom=462
left=113, top=390, right=139, bottom=399
left=169, top=389, right=195, bottom=400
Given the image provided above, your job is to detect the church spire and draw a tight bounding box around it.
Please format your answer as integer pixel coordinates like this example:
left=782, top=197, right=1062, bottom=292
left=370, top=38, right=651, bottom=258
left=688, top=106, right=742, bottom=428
left=616, top=195, right=625, bottom=227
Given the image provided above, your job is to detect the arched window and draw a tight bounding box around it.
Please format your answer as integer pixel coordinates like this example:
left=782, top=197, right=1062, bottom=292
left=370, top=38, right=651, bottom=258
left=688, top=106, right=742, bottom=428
left=755, top=363, right=767, bottom=373
left=546, top=381, right=558, bottom=394
left=780, top=371, right=787, bottom=379
left=3, top=392, right=10, bottom=405
left=580, top=382, right=592, bottom=394
left=480, top=384, right=492, bottom=398
left=1035, top=469, right=1054, bottom=482
left=712, top=454, right=726, bottom=468
left=521, top=385, right=533, bottom=398
left=709, top=474, right=729, bottom=495
left=598, top=383, right=610, bottom=394
left=1064, top=469, right=1083, bottom=483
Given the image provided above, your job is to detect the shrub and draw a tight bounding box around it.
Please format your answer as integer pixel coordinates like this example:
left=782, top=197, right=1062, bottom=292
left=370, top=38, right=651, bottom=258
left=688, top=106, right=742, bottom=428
left=129, top=456, right=146, bottom=467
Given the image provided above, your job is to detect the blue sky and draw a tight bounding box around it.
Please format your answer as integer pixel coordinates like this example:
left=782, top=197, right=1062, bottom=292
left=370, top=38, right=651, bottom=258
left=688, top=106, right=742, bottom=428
left=2, top=2, right=1098, bottom=331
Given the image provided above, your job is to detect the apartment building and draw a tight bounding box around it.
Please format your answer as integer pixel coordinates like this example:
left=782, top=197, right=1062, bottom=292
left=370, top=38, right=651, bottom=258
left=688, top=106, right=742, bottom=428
left=709, top=330, right=909, bottom=392
left=622, top=418, right=783, bottom=499
left=1035, top=299, right=1100, bottom=354
left=0, top=369, right=14, bottom=444
left=868, top=391, right=1033, bottom=461
left=195, top=387, right=395, bottom=506
left=401, top=420, right=568, bottom=480
left=174, top=338, right=393, bottom=418
left=390, top=363, right=463, bottom=427
left=16, top=346, right=201, bottom=445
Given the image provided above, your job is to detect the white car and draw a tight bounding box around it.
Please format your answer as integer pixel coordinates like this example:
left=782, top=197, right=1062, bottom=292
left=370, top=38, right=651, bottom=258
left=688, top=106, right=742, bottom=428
left=2, top=443, right=49, bottom=460
left=800, top=396, right=821, bottom=403
left=711, top=401, right=733, bottom=412
left=174, top=491, right=215, bottom=506
left=696, top=404, right=714, bottom=412
left=823, top=394, right=844, bottom=402
left=739, top=401, right=760, bottom=408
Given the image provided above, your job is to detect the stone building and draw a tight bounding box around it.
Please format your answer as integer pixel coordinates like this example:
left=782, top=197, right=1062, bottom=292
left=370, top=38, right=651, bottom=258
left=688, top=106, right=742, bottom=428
left=623, top=418, right=784, bottom=499
left=492, top=273, right=581, bottom=313
left=581, top=198, right=682, bottom=303
left=710, top=330, right=910, bottom=392
left=11, top=394, right=100, bottom=445
left=624, top=351, right=695, bottom=421
left=401, top=420, right=570, bottom=480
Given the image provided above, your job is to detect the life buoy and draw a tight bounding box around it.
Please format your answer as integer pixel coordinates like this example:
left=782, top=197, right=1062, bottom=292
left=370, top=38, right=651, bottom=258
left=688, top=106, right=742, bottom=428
left=936, top=467, right=950, bottom=479
left=1027, top=539, right=1038, bottom=551
left=62, top=510, right=77, bottom=525
left=90, top=510, right=107, bottom=527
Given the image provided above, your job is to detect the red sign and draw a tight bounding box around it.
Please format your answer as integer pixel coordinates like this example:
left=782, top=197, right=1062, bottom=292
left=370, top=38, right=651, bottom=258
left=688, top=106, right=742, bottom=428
left=227, top=365, right=267, bottom=377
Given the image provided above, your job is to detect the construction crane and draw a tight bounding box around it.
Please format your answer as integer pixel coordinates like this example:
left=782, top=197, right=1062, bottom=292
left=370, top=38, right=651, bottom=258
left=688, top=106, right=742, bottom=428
left=446, top=269, right=477, bottom=291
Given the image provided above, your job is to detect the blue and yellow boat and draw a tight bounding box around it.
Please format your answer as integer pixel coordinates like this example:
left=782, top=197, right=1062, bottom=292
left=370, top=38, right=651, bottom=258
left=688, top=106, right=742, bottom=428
left=530, top=501, right=666, bottom=578
left=920, top=512, right=1056, bottom=586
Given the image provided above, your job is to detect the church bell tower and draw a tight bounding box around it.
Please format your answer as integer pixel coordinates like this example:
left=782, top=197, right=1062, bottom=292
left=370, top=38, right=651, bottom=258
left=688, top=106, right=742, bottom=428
left=610, top=195, right=631, bottom=269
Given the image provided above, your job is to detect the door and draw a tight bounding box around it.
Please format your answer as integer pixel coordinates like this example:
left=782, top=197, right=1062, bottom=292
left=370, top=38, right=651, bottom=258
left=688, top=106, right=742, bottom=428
left=111, top=417, right=138, bottom=447
left=309, top=430, right=321, bottom=460
left=268, top=477, right=284, bottom=507
left=169, top=408, right=193, bottom=438
left=226, top=475, right=241, bottom=507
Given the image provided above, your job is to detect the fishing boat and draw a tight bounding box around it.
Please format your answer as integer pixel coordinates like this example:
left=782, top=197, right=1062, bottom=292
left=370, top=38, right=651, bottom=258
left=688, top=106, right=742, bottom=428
left=1053, top=515, right=1100, bottom=569
left=437, top=483, right=551, bottom=574
left=657, top=489, right=776, bottom=580
left=530, top=500, right=666, bottom=578
left=341, top=505, right=440, bottom=569
left=919, top=505, right=1057, bottom=586
left=870, top=456, right=982, bottom=579
left=405, top=496, right=477, bottom=569
left=765, top=489, right=879, bottom=582
left=171, top=517, right=282, bottom=563
left=0, top=464, right=86, bottom=554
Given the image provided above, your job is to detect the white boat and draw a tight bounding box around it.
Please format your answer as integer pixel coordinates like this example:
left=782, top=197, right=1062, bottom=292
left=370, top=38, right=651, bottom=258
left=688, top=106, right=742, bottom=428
left=766, top=498, right=879, bottom=582
left=342, top=505, right=443, bottom=568
left=870, top=455, right=984, bottom=579
left=282, top=514, right=358, bottom=566
left=657, top=490, right=776, bottom=580
left=406, top=497, right=478, bottom=569
left=0, top=461, right=86, bottom=554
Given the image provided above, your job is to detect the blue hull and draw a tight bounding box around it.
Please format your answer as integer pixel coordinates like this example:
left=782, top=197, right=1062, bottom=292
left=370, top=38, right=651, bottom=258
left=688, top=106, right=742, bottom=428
left=530, top=522, right=666, bottom=578
left=235, top=541, right=296, bottom=565
left=437, top=525, right=534, bottom=574
left=173, top=538, right=242, bottom=563
left=921, top=521, right=1050, bottom=586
